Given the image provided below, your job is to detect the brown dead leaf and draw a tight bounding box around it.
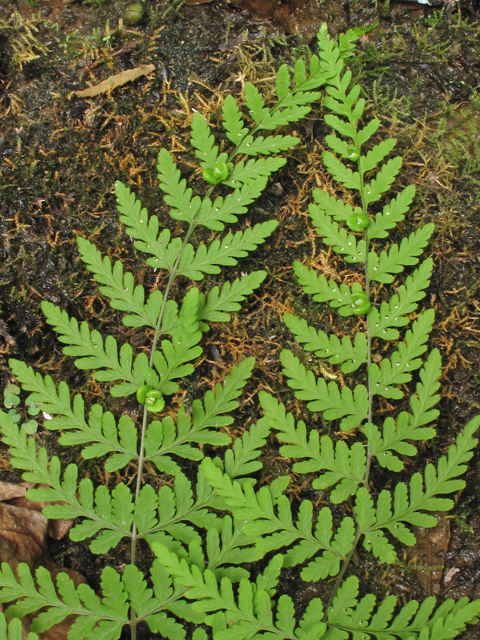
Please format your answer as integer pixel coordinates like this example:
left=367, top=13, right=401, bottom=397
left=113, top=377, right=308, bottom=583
left=0, top=481, right=74, bottom=540
left=73, top=64, right=156, bottom=98
left=407, top=513, right=451, bottom=595
left=0, top=481, right=86, bottom=639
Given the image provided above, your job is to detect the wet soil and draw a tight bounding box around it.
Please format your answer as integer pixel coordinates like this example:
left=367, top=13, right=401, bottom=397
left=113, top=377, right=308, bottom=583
left=1, top=0, right=480, bottom=636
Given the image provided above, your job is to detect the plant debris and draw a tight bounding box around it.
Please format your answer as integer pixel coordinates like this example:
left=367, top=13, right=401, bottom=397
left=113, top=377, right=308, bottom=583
left=73, top=64, right=156, bottom=98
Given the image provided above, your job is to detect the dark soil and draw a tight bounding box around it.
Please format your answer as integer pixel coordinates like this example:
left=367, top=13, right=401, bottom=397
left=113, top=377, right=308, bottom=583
left=1, top=0, right=480, bottom=637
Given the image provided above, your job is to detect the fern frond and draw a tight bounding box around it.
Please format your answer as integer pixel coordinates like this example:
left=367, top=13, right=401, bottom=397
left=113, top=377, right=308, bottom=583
left=222, top=94, right=249, bottom=146
left=322, top=151, right=360, bottom=190
left=204, top=516, right=262, bottom=581
left=365, top=349, right=441, bottom=472
left=224, top=157, right=286, bottom=188
left=137, top=472, right=220, bottom=553
left=359, top=137, right=397, bottom=173
left=190, top=111, right=226, bottom=170
left=293, top=261, right=365, bottom=317
left=365, top=417, right=480, bottom=550
left=363, top=156, right=403, bottom=205
left=260, top=392, right=365, bottom=502
left=368, top=309, right=434, bottom=399
left=0, top=613, right=38, bottom=640
left=8, top=360, right=138, bottom=471
left=77, top=236, right=163, bottom=329
left=203, top=459, right=354, bottom=579
left=369, top=258, right=433, bottom=340
left=368, top=223, right=435, bottom=284
left=368, top=185, right=416, bottom=240
left=152, top=288, right=203, bottom=395
left=0, top=561, right=197, bottom=640
left=157, top=148, right=202, bottom=223
left=327, top=575, right=480, bottom=639
left=198, top=271, right=266, bottom=324
left=311, top=188, right=363, bottom=223
left=153, top=544, right=328, bottom=639
left=195, top=177, right=267, bottom=231
left=223, top=417, right=272, bottom=480
left=280, top=350, right=368, bottom=430
left=409, top=347, right=442, bottom=428
left=170, top=220, right=277, bottom=281
left=284, top=314, right=367, bottom=373
left=237, top=133, right=300, bottom=156
left=41, top=301, right=146, bottom=397
left=115, top=181, right=183, bottom=270
left=309, top=205, right=366, bottom=263
left=144, top=357, right=254, bottom=472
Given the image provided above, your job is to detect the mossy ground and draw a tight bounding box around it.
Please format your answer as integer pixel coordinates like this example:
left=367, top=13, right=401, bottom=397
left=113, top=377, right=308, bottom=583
left=1, top=0, right=480, bottom=636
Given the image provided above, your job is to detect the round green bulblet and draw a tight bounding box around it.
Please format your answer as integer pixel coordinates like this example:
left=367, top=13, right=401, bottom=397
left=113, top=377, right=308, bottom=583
left=145, top=390, right=165, bottom=413
left=203, top=162, right=229, bottom=185
left=124, top=3, right=144, bottom=25
left=136, top=385, right=152, bottom=404
left=347, top=213, right=370, bottom=232
left=351, top=292, right=371, bottom=315
left=347, top=145, right=360, bottom=161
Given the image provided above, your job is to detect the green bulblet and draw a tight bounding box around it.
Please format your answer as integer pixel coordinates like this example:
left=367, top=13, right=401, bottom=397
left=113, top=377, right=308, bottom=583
left=124, top=3, right=144, bottom=25
left=347, top=213, right=370, bottom=232
left=145, top=390, right=165, bottom=413
left=136, top=384, right=152, bottom=404
left=347, top=145, right=360, bottom=161
left=351, top=292, right=371, bottom=315
left=203, top=162, right=229, bottom=185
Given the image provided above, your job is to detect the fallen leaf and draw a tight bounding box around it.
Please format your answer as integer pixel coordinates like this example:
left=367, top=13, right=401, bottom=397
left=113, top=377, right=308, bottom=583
left=0, top=481, right=74, bottom=540
left=407, top=513, right=451, bottom=595
left=73, top=64, right=155, bottom=98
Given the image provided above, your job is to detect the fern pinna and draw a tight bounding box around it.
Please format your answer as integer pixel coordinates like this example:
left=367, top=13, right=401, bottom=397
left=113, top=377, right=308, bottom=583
left=152, top=24, right=480, bottom=640
left=0, top=27, right=353, bottom=640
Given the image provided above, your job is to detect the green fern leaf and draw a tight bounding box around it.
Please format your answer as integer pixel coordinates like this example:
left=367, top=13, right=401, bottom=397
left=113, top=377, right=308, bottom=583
left=360, top=138, right=397, bottom=173
left=157, top=148, right=201, bottom=223
left=198, top=271, right=266, bottom=324
left=174, top=220, right=278, bottom=280
left=42, top=300, right=151, bottom=396
left=203, top=459, right=351, bottom=578
left=366, top=417, right=480, bottom=548
left=260, top=392, right=365, bottom=501
left=237, top=134, right=300, bottom=156
left=7, top=360, right=138, bottom=470
left=293, top=260, right=365, bottom=317
left=0, top=613, right=38, bottom=640
left=195, top=176, right=267, bottom=231
left=409, top=347, right=442, bottom=428
left=77, top=236, right=164, bottom=329
left=115, top=181, right=183, bottom=270
left=368, top=223, right=434, bottom=284
left=309, top=205, right=366, bottom=263
left=369, top=258, right=433, bottom=340
left=244, top=82, right=269, bottom=123
left=190, top=111, right=225, bottom=170
left=224, top=157, right=286, bottom=188
left=363, top=156, right=403, bottom=205
left=283, top=314, right=367, bottom=373
left=322, top=150, right=360, bottom=189
left=368, top=185, right=416, bottom=240
left=222, top=94, right=249, bottom=146
left=327, top=574, right=480, bottom=639
left=311, top=188, right=363, bottom=223
left=153, top=544, right=327, bottom=640
left=369, top=309, right=434, bottom=399
left=144, top=358, right=253, bottom=471
left=280, top=350, right=368, bottom=430
left=365, top=349, right=441, bottom=472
